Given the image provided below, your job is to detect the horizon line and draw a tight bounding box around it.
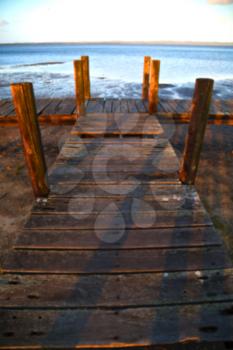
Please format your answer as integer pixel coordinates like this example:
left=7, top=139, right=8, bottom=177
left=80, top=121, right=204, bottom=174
left=0, top=40, right=233, bottom=46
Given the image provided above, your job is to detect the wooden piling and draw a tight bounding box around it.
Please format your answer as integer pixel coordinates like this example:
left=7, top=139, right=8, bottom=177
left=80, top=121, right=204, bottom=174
left=73, top=59, right=85, bottom=116
left=148, top=59, right=160, bottom=114
left=11, top=82, right=49, bottom=198
left=142, top=56, right=151, bottom=100
left=179, top=78, right=214, bottom=185
left=81, top=56, right=91, bottom=100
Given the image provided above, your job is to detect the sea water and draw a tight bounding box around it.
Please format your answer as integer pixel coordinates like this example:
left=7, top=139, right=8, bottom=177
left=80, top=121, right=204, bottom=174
left=0, top=43, right=232, bottom=99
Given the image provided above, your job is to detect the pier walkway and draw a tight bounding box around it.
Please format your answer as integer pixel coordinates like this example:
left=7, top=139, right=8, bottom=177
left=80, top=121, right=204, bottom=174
left=0, top=109, right=233, bottom=348
left=1, top=97, right=233, bottom=125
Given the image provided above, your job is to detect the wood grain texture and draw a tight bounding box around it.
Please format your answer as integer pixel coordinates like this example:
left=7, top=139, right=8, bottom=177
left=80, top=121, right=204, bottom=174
left=148, top=60, right=160, bottom=114
left=3, top=247, right=231, bottom=273
left=73, top=60, right=85, bottom=116
left=10, top=83, right=49, bottom=198
left=0, top=304, right=232, bottom=348
left=142, top=56, right=151, bottom=100
left=81, top=56, right=91, bottom=100
left=179, top=79, right=214, bottom=185
left=1, top=269, right=232, bottom=308
left=15, top=226, right=221, bottom=250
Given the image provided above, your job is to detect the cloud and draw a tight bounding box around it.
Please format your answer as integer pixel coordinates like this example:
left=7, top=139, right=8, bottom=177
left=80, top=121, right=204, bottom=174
left=208, top=0, right=233, bottom=4
left=0, top=19, right=9, bottom=27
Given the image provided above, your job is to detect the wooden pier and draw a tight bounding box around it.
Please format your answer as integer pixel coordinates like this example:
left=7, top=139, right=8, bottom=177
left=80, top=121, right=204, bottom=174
left=0, top=58, right=232, bottom=349
left=1, top=97, right=233, bottom=125
left=1, top=90, right=233, bottom=349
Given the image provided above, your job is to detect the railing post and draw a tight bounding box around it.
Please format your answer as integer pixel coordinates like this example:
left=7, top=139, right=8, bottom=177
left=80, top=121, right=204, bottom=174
left=81, top=56, right=91, bottom=100
left=142, top=56, right=151, bottom=100
left=73, top=59, right=85, bottom=116
left=148, top=59, right=160, bottom=114
left=179, top=78, right=214, bottom=185
left=11, top=82, right=49, bottom=198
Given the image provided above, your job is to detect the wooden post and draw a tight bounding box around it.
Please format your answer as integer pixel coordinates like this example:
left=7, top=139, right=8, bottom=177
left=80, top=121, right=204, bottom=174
left=148, top=59, right=160, bottom=114
left=142, top=56, right=151, bottom=100
left=179, top=78, right=214, bottom=185
left=11, top=82, right=49, bottom=198
left=73, top=59, right=85, bottom=116
left=81, top=56, right=91, bottom=100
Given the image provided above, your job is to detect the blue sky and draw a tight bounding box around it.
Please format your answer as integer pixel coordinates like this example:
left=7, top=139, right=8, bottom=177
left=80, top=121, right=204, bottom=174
left=0, top=0, right=232, bottom=43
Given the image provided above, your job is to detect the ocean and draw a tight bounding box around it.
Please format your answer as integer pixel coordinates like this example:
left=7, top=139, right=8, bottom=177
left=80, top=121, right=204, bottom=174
left=0, top=43, right=233, bottom=99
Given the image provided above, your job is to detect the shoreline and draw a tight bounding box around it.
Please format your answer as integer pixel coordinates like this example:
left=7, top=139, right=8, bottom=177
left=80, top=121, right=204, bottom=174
left=1, top=80, right=233, bottom=100
left=1, top=41, right=233, bottom=47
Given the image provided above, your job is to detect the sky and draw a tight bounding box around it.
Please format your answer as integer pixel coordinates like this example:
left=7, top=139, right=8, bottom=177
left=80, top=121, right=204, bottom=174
left=0, top=0, right=233, bottom=43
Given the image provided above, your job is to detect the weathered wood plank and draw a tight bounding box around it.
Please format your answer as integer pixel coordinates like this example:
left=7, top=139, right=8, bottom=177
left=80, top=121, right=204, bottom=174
left=127, top=99, right=138, bottom=113
left=86, top=99, right=104, bottom=113
left=11, top=82, right=49, bottom=198
left=135, top=99, right=148, bottom=112
left=55, top=98, right=76, bottom=115
left=23, top=209, right=212, bottom=230
left=1, top=302, right=233, bottom=347
left=103, top=99, right=112, bottom=113
left=15, top=226, right=221, bottom=250
left=36, top=98, right=53, bottom=115
left=3, top=247, right=230, bottom=273
left=120, top=99, right=129, bottom=113
left=179, top=79, right=214, bottom=185
left=41, top=99, right=62, bottom=115
left=112, top=99, right=121, bottom=112
left=81, top=56, right=91, bottom=100
left=1, top=269, right=232, bottom=308
left=0, top=101, right=15, bottom=116
left=148, top=60, right=160, bottom=114
left=34, top=184, right=203, bottom=209
left=73, top=59, right=85, bottom=115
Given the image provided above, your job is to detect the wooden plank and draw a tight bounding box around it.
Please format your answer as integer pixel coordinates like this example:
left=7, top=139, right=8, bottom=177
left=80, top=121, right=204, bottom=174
left=0, top=302, right=233, bottom=347
left=86, top=99, right=104, bottom=113
left=55, top=98, right=76, bottom=115
left=135, top=99, right=147, bottom=112
left=103, top=99, right=112, bottom=113
left=0, top=101, right=15, bottom=116
left=66, top=135, right=167, bottom=144
left=3, top=247, right=231, bottom=273
left=120, top=99, right=129, bottom=113
left=33, top=184, right=203, bottom=208
left=41, top=99, right=62, bottom=115
left=166, top=100, right=178, bottom=113
left=24, top=209, right=212, bottom=230
left=0, top=99, right=8, bottom=108
left=1, top=269, right=232, bottom=308
left=30, top=195, right=204, bottom=214
left=112, top=99, right=121, bottom=112
left=58, top=147, right=176, bottom=161
left=158, top=100, right=167, bottom=113
left=15, top=226, right=221, bottom=250
left=72, top=113, right=164, bottom=135
left=127, top=99, right=138, bottom=113
left=160, top=99, right=174, bottom=113
left=36, top=98, right=52, bottom=115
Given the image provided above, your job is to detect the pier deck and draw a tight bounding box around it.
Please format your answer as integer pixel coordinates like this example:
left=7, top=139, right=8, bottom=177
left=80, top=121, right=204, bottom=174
left=0, top=97, right=233, bottom=125
left=0, top=110, right=233, bottom=349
